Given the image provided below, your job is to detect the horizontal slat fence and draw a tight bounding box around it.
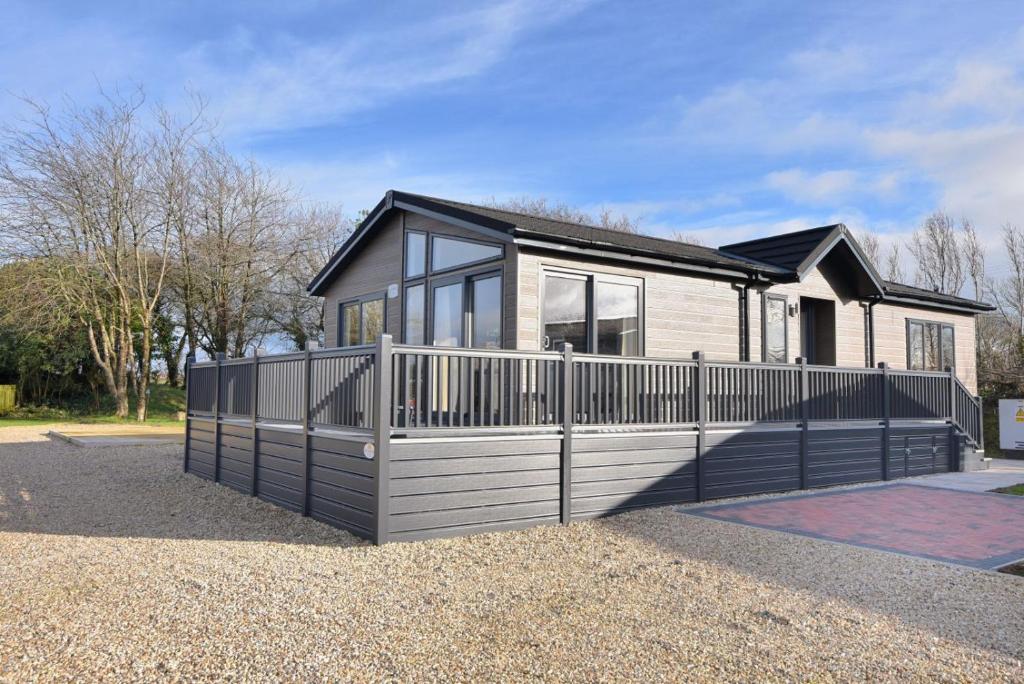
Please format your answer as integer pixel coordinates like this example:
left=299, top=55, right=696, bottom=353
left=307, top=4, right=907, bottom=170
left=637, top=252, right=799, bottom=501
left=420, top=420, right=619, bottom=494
left=185, top=336, right=983, bottom=545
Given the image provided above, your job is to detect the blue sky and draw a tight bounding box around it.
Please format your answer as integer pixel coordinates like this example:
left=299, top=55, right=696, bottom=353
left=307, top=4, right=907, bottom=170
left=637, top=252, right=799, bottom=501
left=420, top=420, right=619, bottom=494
left=4, top=1, right=1024, bottom=271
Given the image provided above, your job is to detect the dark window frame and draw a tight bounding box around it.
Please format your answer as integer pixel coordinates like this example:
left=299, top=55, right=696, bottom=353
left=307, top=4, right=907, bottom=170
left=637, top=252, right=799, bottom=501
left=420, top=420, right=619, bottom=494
left=761, top=292, right=789, bottom=363
left=539, top=267, right=645, bottom=355
left=426, top=266, right=504, bottom=349
left=403, top=230, right=427, bottom=280
left=429, top=233, right=504, bottom=276
left=402, top=282, right=426, bottom=345
left=337, top=291, right=387, bottom=347
left=905, top=318, right=955, bottom=371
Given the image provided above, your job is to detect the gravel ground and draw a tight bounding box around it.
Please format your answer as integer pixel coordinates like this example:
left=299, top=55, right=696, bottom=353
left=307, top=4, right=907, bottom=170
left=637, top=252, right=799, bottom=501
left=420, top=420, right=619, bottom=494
left=1, top=425, right=1023, bottom=682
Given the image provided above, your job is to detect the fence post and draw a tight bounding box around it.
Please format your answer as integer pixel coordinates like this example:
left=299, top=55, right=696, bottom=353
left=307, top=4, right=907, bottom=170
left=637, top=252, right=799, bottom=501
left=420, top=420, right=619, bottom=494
left=250, top=349, right=261, bottom=497
left=560, top=342, right=573, bottom=525
left=946, top=366, right=956, bottom=424
left=692, top=351, right=707, bottom=502
left=301, top=343, right=314, bottom=516
left=372, top=334, right=393, bottom=545
left=213, top=352, right=225, bottom=483
left=879, top=362, right=890, bottom=480
left=976, top=395, right=985, bottom=452
left=183, top=354, right=195, bottom=473
left=797, top=357, right=809, bottom=490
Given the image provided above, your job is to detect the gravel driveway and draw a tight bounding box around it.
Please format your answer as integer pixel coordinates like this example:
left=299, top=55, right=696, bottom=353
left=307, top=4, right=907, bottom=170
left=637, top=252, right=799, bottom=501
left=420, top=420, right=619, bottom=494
left=1, top=425, right=1023, bottom=681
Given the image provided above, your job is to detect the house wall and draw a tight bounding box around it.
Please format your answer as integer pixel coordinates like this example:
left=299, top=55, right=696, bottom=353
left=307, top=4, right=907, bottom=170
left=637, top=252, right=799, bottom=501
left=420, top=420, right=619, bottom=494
left=321, top=210, right=517, bottom=348
left=322, top=213, right=404, bottom=347
left=516, top=246, right=978, bottom=392
left=516, top=248, right=742, bottom=359
left=874, top=301, right=977, bottom=392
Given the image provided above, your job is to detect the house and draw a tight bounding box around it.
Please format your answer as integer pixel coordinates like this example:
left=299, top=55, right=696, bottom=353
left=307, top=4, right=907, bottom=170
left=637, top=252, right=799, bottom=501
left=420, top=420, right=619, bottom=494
left=308, top=190, right=993, bottom=393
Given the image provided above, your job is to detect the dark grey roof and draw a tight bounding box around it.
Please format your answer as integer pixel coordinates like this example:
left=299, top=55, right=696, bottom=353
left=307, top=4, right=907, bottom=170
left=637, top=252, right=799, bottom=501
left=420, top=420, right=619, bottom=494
left=721, top=225, right=844, bottom=272
left=308, top=189, right=995, bottom=312
left=395, top=192, right=787, bottom=275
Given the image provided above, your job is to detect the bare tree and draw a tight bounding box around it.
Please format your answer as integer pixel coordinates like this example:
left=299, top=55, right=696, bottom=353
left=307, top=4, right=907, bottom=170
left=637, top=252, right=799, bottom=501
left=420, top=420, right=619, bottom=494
left=0, top=92, right=198, bottom=419
left=267, top=204, right=352, bottom=350
left=670, top=231, right=706, bottom=246
left=962, top=220, right=986, bottom=301
left=909, top=212, right=966, bottom=295
left=884, top=243, right=905, bottom=283
left=859, top=231, right=881, bottom=270
left=486, top=196, right=640, bottom=233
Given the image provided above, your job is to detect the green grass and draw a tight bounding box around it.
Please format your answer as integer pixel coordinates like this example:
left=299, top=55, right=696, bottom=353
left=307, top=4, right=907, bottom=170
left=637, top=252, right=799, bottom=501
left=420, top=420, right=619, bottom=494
left=993, top=483, right=1024, bottom=496
left=0, top=384, right=185, bottom=427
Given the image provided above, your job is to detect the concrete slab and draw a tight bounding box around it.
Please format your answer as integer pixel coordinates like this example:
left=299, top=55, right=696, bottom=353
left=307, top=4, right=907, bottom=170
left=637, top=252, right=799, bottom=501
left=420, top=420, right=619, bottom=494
left=914, top=458, right=1024, bottom=493
left=48, top=429, right=184, bottom=447
left=685, top=483, right=1024, bottom=570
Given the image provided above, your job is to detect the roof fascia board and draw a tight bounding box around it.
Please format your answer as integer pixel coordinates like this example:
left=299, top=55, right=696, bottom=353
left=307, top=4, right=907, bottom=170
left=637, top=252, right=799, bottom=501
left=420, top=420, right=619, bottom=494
left=392, top=200, right=515, bottom=243
left=307, top=193, right=393, bottom=295
left=514, top=236, right=762, bottom=281
left=796, top=230, right=886, bottom=296
left=881, top=293, right=989, bottom=314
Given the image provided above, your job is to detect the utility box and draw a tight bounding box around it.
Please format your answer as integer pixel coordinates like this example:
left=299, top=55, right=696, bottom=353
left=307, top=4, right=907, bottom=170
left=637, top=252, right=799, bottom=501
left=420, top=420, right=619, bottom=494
left=0, top=385, right=14, bottom=413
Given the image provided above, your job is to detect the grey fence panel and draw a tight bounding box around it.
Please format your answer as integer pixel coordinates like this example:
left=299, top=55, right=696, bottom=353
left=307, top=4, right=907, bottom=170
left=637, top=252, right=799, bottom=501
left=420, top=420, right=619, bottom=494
left=703, top=428, right=802, bottom=498
left=392, top=346, right=563, bottom=429
left=572, top=356, right=697, bottom=426
left=571, top=431, right=697, bottom=518
left=706, top=363, right=801, bottom=423
left=889, top=371, right=950, bottom=419
left=805, top=426, right=884, bottom=487
left=308, top=433, right=376, bottom=540
left=888, top=424, right=952, bottom=478
left=185, top=417, right=216, bottom=480
left=806, top=367, right=884, bottom=421
left=309, top=349, right=376, bottom=429
left=952, top=379, right=982, bottom=447
left=217, top=421, right=253, bottom=493
left=218, top=360, right=254, bottom=417
left=387, top=436, right=562, bottom=541
left=255, top=426, right=305, bottom=512
left=187, top=365, right=217, bottom=414
left=257, top=357, right=304, bottom=423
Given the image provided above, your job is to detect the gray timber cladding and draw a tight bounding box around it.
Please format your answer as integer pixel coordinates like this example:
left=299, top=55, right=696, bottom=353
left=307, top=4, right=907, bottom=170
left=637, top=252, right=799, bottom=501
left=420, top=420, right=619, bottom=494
left=387, top=436, right=562, bottom=542
left=703, top=428, right=801, bottom=499
left=571, top=432, right=698, bottom=518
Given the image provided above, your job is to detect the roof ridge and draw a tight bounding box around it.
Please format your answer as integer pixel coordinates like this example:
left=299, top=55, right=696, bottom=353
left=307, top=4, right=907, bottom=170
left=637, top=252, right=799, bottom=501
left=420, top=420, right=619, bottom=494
left=395, top=190, right=724, bottom=254
left=722, top=223, right=844, bottom=249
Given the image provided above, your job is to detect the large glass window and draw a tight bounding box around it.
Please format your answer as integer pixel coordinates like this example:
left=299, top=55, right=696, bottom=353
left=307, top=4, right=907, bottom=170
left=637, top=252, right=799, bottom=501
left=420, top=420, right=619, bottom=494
left=432, top=282, right=464, bottom=347
left=405, top=232, right=426, bottom=278
left=543, top=275, right=588, bottom=351
left=597, top=282, right=639, bottom=355
left=404, top=284, right=425, bottom=345
left=763, top=295, right=787, bottom=363
left=471, top=275, right=502, bottom=349
left=431, top=235, right=502, bottom=273
left=907, top=320, right=954, bottom=371
left=339, top=295, right=385, bottom=347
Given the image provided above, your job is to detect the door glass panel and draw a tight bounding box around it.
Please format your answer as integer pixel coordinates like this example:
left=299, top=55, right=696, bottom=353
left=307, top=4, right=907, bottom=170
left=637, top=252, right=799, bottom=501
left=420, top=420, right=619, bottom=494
left=404, top=284, right=425, bottom=345
left=596, top=282, right=639, bottom=355
left=543, top=275, right=587, bottom=351
left=405, top=232, right=426, bottom=278
left=432, top=282, right=463, bottom=347
left=471, top=275, right=502, bottom=349
left=361, top=298, right=384, bottom=344
left=431, top=236, right=501, bottom=272
left=342, top=303, right=360, bottom=347
left=908, top=322, right=924, bottom=370
left=941, top=325, right=955, bottom=370
left=923, top=322, right=941, bottom=370
left=764, top=296, right=787, bottom=363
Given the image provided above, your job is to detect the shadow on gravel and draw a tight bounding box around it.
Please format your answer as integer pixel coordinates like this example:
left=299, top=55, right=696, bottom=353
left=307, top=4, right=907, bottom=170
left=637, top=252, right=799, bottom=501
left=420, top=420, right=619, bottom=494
left=0, top=433, right=365, bottom=548
left=594, top=506, right=1024, bottom=663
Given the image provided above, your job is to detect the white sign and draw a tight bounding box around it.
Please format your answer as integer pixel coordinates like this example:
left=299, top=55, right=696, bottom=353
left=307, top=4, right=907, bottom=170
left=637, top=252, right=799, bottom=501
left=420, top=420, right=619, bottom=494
left=387, top=283, right=399, bottom=299
left=998, top=399, right=1024, bottom=450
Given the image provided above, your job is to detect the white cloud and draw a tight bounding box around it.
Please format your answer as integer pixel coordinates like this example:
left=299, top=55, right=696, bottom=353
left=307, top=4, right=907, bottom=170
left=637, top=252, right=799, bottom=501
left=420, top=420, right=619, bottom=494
left=179, top=0, right=590, bottom=136
left=764, top=168, right=859, bottom=204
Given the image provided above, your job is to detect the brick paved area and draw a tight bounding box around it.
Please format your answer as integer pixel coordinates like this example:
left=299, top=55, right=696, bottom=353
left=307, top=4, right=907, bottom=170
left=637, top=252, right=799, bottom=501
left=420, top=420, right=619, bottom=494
left=687, top=484, right=1024, bottom=569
